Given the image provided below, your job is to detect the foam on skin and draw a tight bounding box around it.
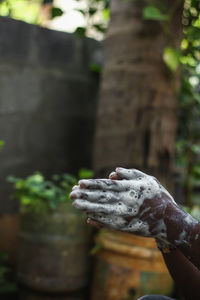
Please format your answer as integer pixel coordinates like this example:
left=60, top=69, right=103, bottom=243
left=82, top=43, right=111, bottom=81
left=71, top=168, right=199, bottom=248
left=175, top=231, right=190, bottom=246
left=71, top=168, right=170, bottom=238
left=184, top=214, right=196, bottom=225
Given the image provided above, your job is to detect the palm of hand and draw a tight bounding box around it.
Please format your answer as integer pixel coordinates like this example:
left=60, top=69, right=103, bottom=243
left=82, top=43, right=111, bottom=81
left=70, top=168, right=176, bottom=238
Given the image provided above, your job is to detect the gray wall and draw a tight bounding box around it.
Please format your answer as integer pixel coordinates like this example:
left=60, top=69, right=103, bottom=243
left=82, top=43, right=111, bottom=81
left=0, top=17, right=102, bottom=213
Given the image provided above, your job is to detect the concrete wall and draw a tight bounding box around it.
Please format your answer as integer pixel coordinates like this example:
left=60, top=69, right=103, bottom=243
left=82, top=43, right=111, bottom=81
left=0, top=17, right=102, bottom=214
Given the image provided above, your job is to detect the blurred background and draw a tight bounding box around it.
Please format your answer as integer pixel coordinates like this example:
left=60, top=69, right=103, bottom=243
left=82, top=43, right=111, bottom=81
left=0, top=0, right=200, bottom=299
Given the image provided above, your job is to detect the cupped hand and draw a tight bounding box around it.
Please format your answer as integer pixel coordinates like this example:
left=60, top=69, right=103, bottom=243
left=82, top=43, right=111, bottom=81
left=70, top=168, right=177, bottom=240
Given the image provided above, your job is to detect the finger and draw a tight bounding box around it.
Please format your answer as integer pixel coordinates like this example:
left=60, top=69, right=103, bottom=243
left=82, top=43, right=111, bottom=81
left=78, top=179, right=129, bottom=192
left=88, top=213, right=128, bottom=229
left=70, top=186, right=80, bottom=199
left=70, top=190, right=79, bottom=199
left=87, top=218, right=104, bottom=229
left=72, top=199, right=117, bottom=214
left=72, top=185, right=79, bottom=191
left=73, top=199, right=131, bottom=215
left=109, top=172, right=122, bottom=180
left=115, top=168, right=146, bottom=180
left=70, top=189, right=121, bottom=204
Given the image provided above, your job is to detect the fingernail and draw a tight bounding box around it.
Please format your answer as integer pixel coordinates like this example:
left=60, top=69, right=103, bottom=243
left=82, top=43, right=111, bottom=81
left=78, top=180, right=87, bottom=188
left=72, top=185, right=79, bottom=191
left=70, top=191, right=76, bottom=199
left=116, top=167, right=123, bottom=172
left=109, top=172, right=116, bottom=178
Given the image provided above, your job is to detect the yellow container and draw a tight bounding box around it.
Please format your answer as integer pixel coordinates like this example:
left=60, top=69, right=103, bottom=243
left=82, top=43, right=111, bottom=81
left=91, top=230, right=173, bottom=300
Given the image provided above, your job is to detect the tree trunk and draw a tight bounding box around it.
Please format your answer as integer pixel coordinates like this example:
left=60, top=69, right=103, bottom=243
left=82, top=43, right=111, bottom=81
left=93, top=0, right=183, bottom=193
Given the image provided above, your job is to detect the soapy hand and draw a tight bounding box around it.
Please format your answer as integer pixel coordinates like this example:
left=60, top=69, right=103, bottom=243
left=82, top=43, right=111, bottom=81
left=70, top=168, right=177, bottom=241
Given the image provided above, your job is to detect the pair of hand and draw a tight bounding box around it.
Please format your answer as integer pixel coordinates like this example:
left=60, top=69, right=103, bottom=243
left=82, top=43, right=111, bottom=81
left=70, top=168, right=177, bottom=244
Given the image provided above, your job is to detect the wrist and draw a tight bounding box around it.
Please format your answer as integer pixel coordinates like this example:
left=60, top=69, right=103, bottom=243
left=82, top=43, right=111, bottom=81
left=164, top=202, right=200, bottom=248
left=155, top=238, right=176, bottom=254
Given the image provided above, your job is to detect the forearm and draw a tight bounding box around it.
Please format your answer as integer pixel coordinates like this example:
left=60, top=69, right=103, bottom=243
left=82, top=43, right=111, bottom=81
left=162, top=249, right=200, bottom=300
left=162, top=202, right=200, bottom=270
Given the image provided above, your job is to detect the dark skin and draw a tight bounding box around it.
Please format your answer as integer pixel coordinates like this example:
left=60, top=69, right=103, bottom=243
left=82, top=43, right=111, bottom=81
left=162, top=250, right=200, bottom=300
left=71, top=168, right=200, bottom=300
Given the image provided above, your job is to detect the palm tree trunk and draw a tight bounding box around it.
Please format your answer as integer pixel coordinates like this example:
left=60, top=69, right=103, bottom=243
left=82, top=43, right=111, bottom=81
left=93, top=0, right=183, bottom=192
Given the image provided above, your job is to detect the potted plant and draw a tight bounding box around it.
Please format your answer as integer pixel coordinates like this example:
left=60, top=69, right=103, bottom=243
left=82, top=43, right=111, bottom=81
left=8, top=169, right=93, bottom=293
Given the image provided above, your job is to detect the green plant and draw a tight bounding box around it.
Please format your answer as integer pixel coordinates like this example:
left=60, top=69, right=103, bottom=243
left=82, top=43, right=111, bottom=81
left=7, top=169, right=94, bottom=211
left=142, top=0, right=183, bottom=72
left=175, top=0, right=200, bottom=208
left=141, top=0, right=200, bottom=209
left=0, top=0, right=42, bottom=24
left=74, top=0, right=110, bottom=38
left=0, top=0, right=63, bottom=25
left=0, top=0, right=109, bottom=38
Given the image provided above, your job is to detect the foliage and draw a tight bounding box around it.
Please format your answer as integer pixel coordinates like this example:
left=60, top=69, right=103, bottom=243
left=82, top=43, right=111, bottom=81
left=7, top=169, right=94, bottom=211
left=143, top=5, right=169, bottom=21
left=0, top=0, right=42, bottom=24
left=90, top=242, right=103, bottom=255
left=51, top=6, right=63, bottom=19
left=176, top=0, right=200, bottom=207
left=141, top=0, right=183, bottom=71
left=0, top=0, right=63, bottom=25
left=0, top=0, right=109, bottom=38
left=0, top=253, right=17, bottom=294
left=0, top=0, right=199, bottom=208
left=163, top=46, right=180, bottom=72
left=141, top=0, right=200, bottom=208
left=73, top=0, right=110, bottom=38
left=89, top=62, right=102, bottom=73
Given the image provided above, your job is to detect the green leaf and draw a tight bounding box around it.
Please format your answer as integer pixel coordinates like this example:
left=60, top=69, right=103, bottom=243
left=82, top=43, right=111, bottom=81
left=180, top=54, right=196, bottom=67
left=6, top=175, right=18, bottom=183
left=181, top=39, right=189, bottom=50
left=21, top=196, right=32, bottom=206
left=89, top=7, right=97, bottom=16
left=102, top=8, right=110, bottom=20
left=186, top=27, right=200, bottom=42
left=74, top=27, right=86, bottom=37
left=89, top=62, right=102, bottom=73
left=51, top=7, right=64, bottom=19
left=78, top=169, right=94, bottom=179
left=15, top=180, right=25, bottom=189
left=7, top=171, right=79, bottom=210
left=191, top=144, right=200, bottom=154
left=163, top=47, right=180, bottom=71
left=62, top=174, right=77, bottom=185
left=27, top=173, right=44, bottom=183
left=90, top=243, right=102, bottom=255
left=93, top=23, right=106, bottom=33
left=75, top=9, right=87, bottom=16
left=143, top=6, right=169, bottom=21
